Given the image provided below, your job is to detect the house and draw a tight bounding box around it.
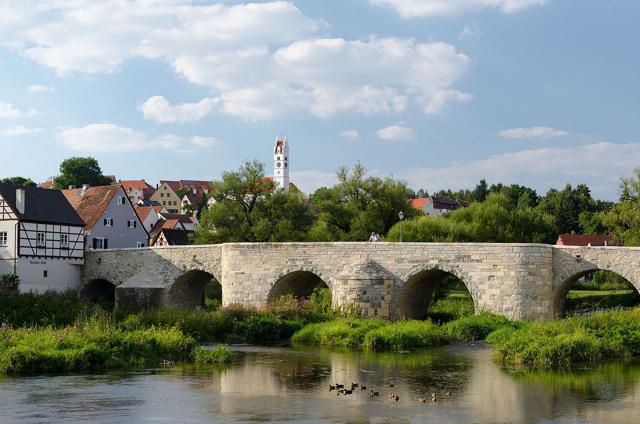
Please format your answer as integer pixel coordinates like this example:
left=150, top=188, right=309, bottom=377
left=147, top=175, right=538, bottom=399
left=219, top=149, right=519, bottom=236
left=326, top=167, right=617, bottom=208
left=150, top=228, right=193, bottom=247
left=150, top=180, right=211, bottom=214
left=556, top=234, right=619, bottom=247
left=409, top=196, right=465, bottom=217
left=0, top=185, right=85, bottom=292
left=159, top=212, right=197, bottom=230
left=119, top=179, right=155, bottom=204
left=62, top=185, right=148, bottom=250
left=135, top=204, right=167, bottom=231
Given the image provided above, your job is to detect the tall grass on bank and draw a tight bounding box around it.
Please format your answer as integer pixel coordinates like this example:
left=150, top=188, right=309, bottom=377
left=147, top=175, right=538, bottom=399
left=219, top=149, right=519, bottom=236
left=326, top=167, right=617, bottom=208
left=0, top=319, right=196, bottom=375
left=292, top=313, right=510, bottom=351
left=487, top=308, right=640, bottom=368
left=0, top=290, right=92, bottom=327
left=193, top=345, right=233, bottom=365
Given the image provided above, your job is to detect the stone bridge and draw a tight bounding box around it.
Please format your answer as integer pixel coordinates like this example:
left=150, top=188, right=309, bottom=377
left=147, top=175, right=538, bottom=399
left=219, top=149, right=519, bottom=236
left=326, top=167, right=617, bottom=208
left=81, top=243, right=640, bottom=320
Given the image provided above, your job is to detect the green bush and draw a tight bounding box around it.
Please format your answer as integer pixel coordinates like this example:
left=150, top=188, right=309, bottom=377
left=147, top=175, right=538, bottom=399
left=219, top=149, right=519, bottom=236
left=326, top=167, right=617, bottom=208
left=292, top=318, right=387, bottom=348
left=363, top=320, right=447, bottom=350
left=0, top=290, right=92, bottom=327
left=488, top=308, right=640, bottom=368
left=0, top=319, right=196, bottom=375
left=0, top=273, right=20, bottom=291
left=194, top=345, right=232, bottom=365
left=444, top=313, right=513, bottom=341
left=429, top=295, right=475, bottom=323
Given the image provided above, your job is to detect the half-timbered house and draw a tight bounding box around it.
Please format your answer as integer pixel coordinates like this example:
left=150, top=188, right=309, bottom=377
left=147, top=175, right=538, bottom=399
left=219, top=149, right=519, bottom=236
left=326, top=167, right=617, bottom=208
left=0, top=185, right=85, bottom=292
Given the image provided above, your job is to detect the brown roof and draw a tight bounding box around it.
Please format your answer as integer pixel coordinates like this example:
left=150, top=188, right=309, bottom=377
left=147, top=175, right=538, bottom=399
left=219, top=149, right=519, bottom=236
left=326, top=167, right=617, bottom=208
left=135, top=205, right=156, bottom=222
left=159, top=180, right=182, bottom=193
left=556, top=234, right=618, bottom=247
left=120, top=179, right=154, bottom=191
left=159, top=212, right=194, bottom=225
left=409, top=198, right=429, bottom=209
left=62, top=185, right=120, bottom=230
left=150, top=228, right=192, bottom=246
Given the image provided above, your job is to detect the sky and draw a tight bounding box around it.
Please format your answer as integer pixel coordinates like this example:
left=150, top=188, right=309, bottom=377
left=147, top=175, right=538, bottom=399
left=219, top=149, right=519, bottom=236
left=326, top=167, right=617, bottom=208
left=0, top=0, right=638, bottom=200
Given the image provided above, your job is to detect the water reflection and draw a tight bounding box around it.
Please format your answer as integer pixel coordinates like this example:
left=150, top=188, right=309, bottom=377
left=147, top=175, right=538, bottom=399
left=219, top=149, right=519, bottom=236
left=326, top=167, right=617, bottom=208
left=0, top=344, right=639, bottom=423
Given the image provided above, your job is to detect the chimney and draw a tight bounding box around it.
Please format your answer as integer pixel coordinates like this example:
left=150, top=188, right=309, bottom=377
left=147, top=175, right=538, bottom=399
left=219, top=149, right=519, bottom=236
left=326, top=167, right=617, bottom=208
left=81, top=184, right=89, bottom=196
left=68, top=185, right=76, bottom=190
left=15, top=188, right=25, bottom=214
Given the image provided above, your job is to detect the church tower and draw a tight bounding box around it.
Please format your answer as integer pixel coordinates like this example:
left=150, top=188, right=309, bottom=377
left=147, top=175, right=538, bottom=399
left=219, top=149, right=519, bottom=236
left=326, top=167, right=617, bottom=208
left=273, top=136, right=289, bottom=190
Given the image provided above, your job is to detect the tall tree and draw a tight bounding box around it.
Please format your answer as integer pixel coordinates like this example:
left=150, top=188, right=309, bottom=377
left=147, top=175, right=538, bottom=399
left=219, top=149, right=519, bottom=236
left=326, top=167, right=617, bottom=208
left=538, top=183, right=597, bottom=234
left=0, top=177, right=36, bottom=187
left=193, top=160, right=314, bottom=244
left=472, top=178, right=489, bottom=202
left=53, top=157, right=111, bottom=189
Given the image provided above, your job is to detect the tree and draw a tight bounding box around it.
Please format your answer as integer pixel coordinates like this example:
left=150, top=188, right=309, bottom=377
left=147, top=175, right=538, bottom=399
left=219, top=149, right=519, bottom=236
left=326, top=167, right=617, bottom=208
left=309, top=163, right=418, bottom=241
left=53, top=157, right=111, bottom=189
left=537, top=183, right=597, bottom=234
left=193, top=160, right=315, bottom=244
left=472, top=178, right=489, bottom=202
left=387, top=193, right=557, bottom=243
left=0, top=177, right=36, bottom=187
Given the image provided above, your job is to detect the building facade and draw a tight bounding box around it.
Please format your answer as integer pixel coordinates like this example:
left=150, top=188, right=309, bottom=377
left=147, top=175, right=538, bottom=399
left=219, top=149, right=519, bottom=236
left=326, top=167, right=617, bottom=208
left=409, top=196, right=465, bottom=217
left=0, top=185, right=85, bottom=293
left=62, top=185, right=148, bottom=250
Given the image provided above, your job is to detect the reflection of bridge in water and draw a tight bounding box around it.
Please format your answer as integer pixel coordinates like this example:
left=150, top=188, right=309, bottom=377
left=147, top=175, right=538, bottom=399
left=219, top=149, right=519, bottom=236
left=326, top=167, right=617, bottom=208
left=82, top=243, right=640, bottom=320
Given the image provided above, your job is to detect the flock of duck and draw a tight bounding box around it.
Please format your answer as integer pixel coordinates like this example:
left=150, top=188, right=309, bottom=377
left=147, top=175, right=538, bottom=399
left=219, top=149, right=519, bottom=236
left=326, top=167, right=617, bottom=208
left=329, top=382, right=452, bottom=403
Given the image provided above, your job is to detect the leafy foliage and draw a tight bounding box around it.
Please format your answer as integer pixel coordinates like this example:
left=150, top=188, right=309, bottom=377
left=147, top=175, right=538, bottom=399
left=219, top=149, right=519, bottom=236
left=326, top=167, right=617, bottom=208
left=0, top=177, right=36, bottom=187
left=53, top=157, right=112, bottom=189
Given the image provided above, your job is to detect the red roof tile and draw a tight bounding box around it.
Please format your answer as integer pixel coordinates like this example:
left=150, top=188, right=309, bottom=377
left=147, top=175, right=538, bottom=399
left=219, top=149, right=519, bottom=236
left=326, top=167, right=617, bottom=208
left=62, top=185, right=121, bottom=230
left=556, top=234, right=618, bottom=247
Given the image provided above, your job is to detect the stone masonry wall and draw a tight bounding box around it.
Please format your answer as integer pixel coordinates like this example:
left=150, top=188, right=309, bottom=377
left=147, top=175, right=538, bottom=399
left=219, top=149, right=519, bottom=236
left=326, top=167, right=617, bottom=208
left=82, top=243, right=640, bottom=320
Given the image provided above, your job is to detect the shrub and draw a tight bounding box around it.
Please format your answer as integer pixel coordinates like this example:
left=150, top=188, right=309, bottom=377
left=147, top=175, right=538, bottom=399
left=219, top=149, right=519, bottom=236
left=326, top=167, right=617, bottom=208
left=292, top=319, right=387, bottom=348
left=444, top=313, right=513, bottom=341
left=0, top=290, right=92, bottom=327
left=193, top=345, right=232, bottom=365
left=0, top=273, right=20, bottom=291
left=363, top=320, right=447, bottom=350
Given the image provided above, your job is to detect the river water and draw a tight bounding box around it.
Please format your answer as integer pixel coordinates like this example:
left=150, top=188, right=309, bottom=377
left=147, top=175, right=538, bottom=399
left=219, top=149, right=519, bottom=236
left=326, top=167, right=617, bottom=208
left=1, top=343, right=638, bottom=423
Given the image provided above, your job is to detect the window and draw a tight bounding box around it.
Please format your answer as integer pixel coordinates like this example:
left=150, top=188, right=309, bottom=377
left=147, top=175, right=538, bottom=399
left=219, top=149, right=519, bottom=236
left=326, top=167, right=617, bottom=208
left=117, top=196, right=126, bottom=205
left=136, top=241, right=145, bottom=248
left=0, top=232, right=7, bottom=246
left=160, top=193, right=165, bottom=197
left=36, top=232, right=46, bottom=247
left=92, top=238, right=108, bottom=250
left=103, top=218, right=113, bottom=227
left=162, top=201, right=166, bottom=205
left=60, top=234, right=69, bottom=249
left=127, top=220, right=137, bottom=228
left=43, top=270, right=48, bottom=278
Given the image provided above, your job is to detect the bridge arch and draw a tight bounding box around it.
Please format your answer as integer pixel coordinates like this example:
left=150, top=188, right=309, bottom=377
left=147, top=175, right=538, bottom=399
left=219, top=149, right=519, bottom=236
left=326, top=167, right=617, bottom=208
left=397, top=265, right=477, bottom=320
left=167, top=269, right=218, bottom=309
left=267, top=267, right=331, bottom=303
left=553, top=265, right=640, bottom=315
left=79, top=278, right=116, bottom=307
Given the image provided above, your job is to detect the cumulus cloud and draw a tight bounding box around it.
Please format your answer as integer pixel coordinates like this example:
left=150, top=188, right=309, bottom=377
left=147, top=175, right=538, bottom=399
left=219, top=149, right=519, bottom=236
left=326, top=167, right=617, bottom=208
left=402, top=141, right=639, bottom=200
left=370, top=0, right=547, bottom=18
left=377, top=124, right=416, bottom=140
left=340, top=130, right=360, bottom=141
left=0, top=125, right=44, bottom=136
left=140, top=96, right=219, bottom=123
left=28, top=84, right=54, bottom=93
left=56, top=124, right=182, bottom=152
left=0, top=100, right=37, bottom=119
left=191, top=136, right=221, bottom=147
left=499, top=126, right=570, bottom=139
left=0, top=2, right=472, bottom=121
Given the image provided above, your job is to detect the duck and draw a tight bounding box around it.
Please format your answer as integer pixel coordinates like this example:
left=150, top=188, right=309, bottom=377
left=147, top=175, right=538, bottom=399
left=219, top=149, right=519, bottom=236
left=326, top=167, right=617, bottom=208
left=431, top=392, right=437, bottom=402
left=361, top=385, right=367, bottom=391
left=370, top=390, right=379, bottom=397
left=386, top=383, right=394, bottom=388
left=418, top=398, right=427, bottom=403
left=446, top=391, right=452, bottom=397
left=393, top=395, right=400, bottom=402
left=351, top=382, right=359, bottom=389
left=329, top=385, right=336, bottom=391
left=336, top=383, right=344, bottom=389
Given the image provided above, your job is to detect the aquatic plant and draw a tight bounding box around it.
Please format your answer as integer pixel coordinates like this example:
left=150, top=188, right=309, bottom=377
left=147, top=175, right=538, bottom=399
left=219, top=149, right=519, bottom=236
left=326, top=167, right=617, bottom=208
left=193, top=345, right=233, bottom=365
left=444, top=312, right=514, bottom=341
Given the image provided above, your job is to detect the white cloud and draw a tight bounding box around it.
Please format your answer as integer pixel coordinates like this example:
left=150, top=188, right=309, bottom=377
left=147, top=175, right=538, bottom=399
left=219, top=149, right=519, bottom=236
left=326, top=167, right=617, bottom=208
left=402, top=141, right=639, bottom=200
left=28, top=84, right=54, bottom=93
left=0, top=100, right=37, bottom=119
left=0, top=2, right=472, bottom=121
left=191, top=136, right=221, bottom=147
left=340, top=130, right=360, bottom=141
left=499, top=126, right=570, bottom=139
left=140, top=96, right=219, bottom=123
left=370, top=0, right=546, bottom=18
left=56, top=124, right=182, bottom=152
left=377, top=124, right=416, bottom=140
left=459, top=25, right=482, bottom=39
left=0, top=125, right=44, bottom=136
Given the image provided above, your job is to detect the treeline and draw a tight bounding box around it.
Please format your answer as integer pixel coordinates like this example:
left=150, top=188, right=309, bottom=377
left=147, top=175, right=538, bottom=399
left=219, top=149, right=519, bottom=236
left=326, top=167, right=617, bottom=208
left=193, top=160, right=634, bottom=245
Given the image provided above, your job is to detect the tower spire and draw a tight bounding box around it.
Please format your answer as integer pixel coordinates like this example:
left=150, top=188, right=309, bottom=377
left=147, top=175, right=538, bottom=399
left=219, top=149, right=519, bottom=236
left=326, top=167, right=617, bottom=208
left=273, top=135, right=289, bottom=190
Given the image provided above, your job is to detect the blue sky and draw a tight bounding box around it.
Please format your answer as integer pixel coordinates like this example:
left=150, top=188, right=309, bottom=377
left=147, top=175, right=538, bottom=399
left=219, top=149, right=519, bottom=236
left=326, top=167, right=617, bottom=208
left=0, top=0, right=638, bottom=200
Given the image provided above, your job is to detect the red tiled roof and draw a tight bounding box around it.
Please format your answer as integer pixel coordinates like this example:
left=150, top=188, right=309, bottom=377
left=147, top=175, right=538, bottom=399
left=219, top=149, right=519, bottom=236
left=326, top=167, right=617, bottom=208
left=120, top=180, right=153, bottom=191
left=409, top=198, right=430, bottom=209
left=62, top=185, right=121, bottom=230
left=159, top=180, right=182, bottom=192
left=160, top=212, right=194, bottom=225
left=556, top=234, right=618, bottom=247
left=135, top=205, right=156, bottom=222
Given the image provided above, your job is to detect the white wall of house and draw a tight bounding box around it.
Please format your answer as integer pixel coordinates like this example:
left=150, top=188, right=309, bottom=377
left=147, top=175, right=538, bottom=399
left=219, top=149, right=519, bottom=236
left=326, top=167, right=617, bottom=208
left=16, top=258, right=82, bottom=293
left=87, top=187, right=148, bottom=249
left=141, top=208, right=161, bottom=231
left=0, top=219, right=17, bottom=262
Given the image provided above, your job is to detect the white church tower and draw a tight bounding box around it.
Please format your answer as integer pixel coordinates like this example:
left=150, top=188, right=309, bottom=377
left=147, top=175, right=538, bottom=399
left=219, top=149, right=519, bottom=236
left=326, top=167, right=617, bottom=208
left=273, top=136, right=290, bottom=190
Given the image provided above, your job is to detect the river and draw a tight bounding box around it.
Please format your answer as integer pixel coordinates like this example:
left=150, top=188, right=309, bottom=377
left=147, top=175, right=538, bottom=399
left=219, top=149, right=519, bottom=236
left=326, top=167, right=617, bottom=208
left=1, top=343, right=638, bottom=423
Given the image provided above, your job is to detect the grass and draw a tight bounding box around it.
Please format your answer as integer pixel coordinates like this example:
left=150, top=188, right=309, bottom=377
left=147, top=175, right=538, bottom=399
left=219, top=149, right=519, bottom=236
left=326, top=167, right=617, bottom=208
left=487, top=307, right=640, bottom=368
left=0, top=290, right=93, bottom=328
left=362, top=320, right=447, bottom=350
left=0, top=318, right=196, bottom=375
left=428, top=294, right=475, bottom=323
left=565, top=290, right=640, bottom=313
left=193, top=345, right=233, bottom=365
